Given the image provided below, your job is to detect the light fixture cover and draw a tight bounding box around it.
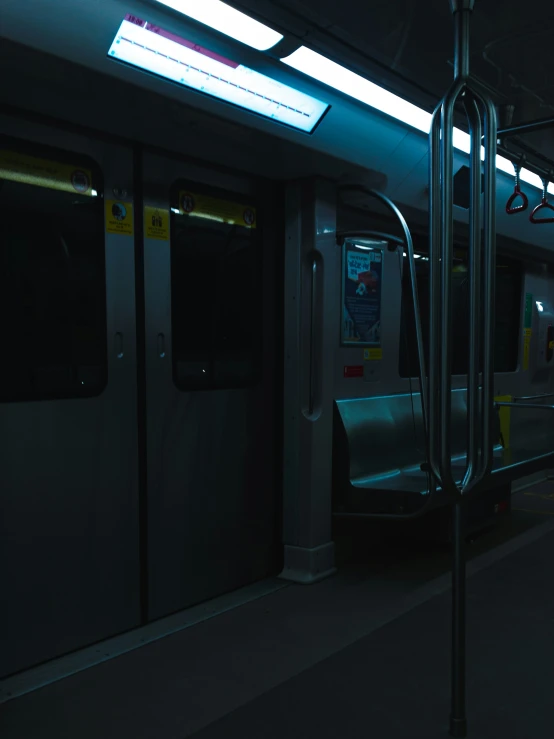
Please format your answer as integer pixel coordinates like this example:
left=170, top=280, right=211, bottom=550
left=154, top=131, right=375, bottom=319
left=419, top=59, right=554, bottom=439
left=282, top=45, right=549, bottom=191
left=109, top=16, right=329, bottom=134
left=282, top=46, right=432, bottom=134
left=151, top=0, right=283, bottom=51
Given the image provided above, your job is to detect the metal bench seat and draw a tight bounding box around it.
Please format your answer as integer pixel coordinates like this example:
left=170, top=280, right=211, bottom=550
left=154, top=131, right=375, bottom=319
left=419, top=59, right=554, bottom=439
left=333, top=390, right=554, bottom=517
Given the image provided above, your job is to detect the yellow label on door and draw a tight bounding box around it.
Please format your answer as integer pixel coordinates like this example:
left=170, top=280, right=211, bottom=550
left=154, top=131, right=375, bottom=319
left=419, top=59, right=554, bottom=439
left=494, top=394, right=512, bottom=450
left=0, top=149, right=94, bottom=196
left=363, top=347, right=382, bottom=361
left=144, top=206, right=169, bottom=240
left=523, top=332, right=531, bottom=370
left=105, top=200, right=134, bottom=236
left=178, top=190, right=256, bottom=228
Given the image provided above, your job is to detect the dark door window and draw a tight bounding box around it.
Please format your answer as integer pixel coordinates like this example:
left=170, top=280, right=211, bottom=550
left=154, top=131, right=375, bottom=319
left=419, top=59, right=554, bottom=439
left=169, top=182, right=262, bottom=390
left=0, top=138, right=107, bottom=402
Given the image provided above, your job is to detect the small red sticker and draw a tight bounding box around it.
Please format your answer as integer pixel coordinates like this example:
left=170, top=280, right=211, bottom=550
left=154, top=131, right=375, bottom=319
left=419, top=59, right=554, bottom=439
left=344, top=365, right=364, bottom=378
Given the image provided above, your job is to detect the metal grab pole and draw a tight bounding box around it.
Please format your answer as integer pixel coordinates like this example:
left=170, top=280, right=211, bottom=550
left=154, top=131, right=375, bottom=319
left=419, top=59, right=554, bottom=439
left=429, top=1, right=497, bottom=736
left=451, top=500, right=467, bottom=737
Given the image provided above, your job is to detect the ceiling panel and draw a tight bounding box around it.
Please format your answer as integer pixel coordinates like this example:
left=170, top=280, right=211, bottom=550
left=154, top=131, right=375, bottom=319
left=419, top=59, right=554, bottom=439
left=1, top=0, right=554, bottom=251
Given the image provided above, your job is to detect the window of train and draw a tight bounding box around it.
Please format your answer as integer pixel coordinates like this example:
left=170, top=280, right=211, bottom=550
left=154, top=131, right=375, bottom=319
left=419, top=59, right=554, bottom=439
left=399, top=248, right=522, bottom=377
left=0, top=137, right=107, bottom=402
left=169, top=182, right=262, bottom=391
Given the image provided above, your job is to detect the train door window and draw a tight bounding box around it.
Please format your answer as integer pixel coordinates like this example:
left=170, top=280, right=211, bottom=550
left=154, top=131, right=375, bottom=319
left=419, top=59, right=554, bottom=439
left=169, top=182, right=262, bottom=390
left=0, top=137, right=107, bottom=402
left=399, top=249, right=522, bottom=377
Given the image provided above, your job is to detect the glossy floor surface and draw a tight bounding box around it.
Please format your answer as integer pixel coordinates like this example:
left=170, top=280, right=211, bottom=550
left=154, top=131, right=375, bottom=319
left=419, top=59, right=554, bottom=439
left=2, top=483, right=554, bottom=738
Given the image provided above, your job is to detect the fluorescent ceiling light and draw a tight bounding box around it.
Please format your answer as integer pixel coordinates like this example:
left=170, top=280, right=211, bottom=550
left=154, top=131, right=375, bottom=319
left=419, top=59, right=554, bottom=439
left=109, top=17, right=328, bottom=134
left=151, top=0, right=283, bottom=51
left=282, top=46, right=432, bottom=135
left=282, top=46, right=551, bottom=192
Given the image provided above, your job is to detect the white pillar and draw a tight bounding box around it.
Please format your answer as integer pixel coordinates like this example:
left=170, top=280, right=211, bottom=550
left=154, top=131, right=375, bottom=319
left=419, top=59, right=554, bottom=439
left=280, top=178, right=339, bottom=583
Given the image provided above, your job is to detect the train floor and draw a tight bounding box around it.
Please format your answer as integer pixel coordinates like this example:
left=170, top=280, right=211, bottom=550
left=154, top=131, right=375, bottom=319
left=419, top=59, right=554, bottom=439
left=2, top=481, right=554, bottom=738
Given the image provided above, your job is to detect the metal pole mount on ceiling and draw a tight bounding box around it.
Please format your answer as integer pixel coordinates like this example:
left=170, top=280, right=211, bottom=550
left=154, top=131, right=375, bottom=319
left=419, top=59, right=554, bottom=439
left=429, top=0, right=497, bottom=736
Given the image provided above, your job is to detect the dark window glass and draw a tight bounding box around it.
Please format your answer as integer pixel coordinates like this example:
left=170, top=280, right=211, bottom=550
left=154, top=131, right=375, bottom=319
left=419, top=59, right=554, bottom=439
left=170, top=181, right=262, bottom=391
left=399, top=250, right=522, bottom=377
left=0, top=137, right=107, bottom=402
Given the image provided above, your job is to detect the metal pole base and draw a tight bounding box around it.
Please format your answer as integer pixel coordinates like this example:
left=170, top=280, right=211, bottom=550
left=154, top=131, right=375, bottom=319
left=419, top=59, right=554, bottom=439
left=450, top=716, right=468, bottom=737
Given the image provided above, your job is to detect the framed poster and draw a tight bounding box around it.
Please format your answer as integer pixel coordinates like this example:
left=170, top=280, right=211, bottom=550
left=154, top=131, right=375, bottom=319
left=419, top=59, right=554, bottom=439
left=341, top=241, right=383, bottom=347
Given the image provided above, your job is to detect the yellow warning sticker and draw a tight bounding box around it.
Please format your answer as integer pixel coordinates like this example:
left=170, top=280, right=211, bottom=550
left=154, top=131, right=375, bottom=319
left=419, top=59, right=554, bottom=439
left=523, top=332, right=531, bottom=370
left=0, top=149, right=94, bottom=196
left=495, top=395, right=512, bottom=450
left=178, top=190, right=256, bottom=228
left=524, top=327, right=532, bottom=337
left=144, top=206, right=169, bottom=240
left=105, top=200, right=134, bottom=236
left=363, top=347, right=382, bottom=361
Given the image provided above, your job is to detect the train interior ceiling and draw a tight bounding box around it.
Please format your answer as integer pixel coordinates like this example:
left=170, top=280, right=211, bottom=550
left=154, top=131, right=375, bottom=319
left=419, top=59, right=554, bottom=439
left=3, top=1, right=554, bottom=738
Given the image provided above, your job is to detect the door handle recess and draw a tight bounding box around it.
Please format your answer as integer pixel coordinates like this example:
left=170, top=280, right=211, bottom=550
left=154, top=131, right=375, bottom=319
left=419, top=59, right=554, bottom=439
left=157, top=333, right=166, bottom=358
left=115, top=332, right=124, bottom=359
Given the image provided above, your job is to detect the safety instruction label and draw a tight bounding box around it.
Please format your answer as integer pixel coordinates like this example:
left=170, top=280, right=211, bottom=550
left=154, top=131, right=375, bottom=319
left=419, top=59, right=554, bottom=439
left=0, top=149, right=94, bottom=196
left=524, top=292, right=533, bottom=330
left=522, top=293, right=533, bottom=370
left=105, top=200, right=134, bottom=236
left=178, top=190, right=256, bottom=228
left=144, top=206, right=169, bottom=240
left=494, top=395, right=512, bottom=450
left=363, top=347, right=383, bottom=361
left=523, top=330, right=532, bottom=370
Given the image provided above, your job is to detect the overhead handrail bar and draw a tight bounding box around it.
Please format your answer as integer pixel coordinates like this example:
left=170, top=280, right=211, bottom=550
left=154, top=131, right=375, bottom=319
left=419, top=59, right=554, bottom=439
left=429, top=2, right=497, bottom=736
left=336, top=230, right=405, bottom=247
left=496, top=115, right=554, bottom=139
left=529, top=174, right=554, bottom=224
left=506, top=157, right=528, bottom=214
left=496, top=402, right=554, bottom=411
left=514, top=392, right=554, bottom=402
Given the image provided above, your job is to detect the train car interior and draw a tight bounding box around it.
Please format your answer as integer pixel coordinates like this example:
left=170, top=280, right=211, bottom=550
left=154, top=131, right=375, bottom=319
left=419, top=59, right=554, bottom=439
left=2, top=1, right=554, bottom=737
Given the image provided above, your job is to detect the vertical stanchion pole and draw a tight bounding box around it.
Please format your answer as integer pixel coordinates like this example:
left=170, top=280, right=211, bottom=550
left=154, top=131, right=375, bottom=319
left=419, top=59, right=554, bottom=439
left=450, top=500, right=467, bottom=737
left=428, top=2, right=497, bottom=736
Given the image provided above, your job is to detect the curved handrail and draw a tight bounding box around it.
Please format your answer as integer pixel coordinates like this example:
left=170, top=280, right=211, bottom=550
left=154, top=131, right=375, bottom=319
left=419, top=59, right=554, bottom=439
left=308, top=256, right=317, bottom=416
left=337, top=185, right=440, bottom=521
left=338, top=186, right=428, bottom=427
